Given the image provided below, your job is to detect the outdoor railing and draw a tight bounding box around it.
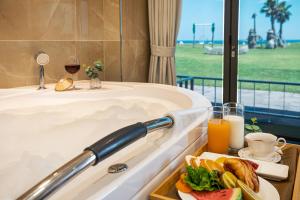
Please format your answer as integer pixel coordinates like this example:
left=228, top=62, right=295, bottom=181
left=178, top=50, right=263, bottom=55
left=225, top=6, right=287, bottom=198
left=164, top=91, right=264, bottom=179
left=177, top=75, right=300, bottom=122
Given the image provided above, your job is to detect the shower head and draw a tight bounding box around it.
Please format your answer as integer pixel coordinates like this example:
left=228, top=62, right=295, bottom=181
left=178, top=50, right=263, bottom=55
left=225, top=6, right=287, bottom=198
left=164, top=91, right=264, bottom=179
left=35, top=51, right=49, bottom=90
left=36, top=51, right=49, bottom=66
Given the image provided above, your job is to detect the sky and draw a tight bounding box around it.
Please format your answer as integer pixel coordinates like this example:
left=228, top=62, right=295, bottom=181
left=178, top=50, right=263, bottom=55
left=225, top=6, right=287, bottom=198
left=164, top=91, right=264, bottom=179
left=177, top=0, right=300, bottom=40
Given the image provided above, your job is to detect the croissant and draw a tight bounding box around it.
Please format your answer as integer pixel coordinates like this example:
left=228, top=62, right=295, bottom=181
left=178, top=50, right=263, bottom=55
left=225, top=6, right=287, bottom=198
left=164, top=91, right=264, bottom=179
left=223, top=158, right=260, bottom=192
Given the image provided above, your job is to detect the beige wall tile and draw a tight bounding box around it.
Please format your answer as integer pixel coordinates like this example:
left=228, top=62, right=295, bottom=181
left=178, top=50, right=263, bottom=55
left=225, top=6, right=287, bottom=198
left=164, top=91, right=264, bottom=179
left=122, top=0, right=150, bottom=82
left=0, top=0, right=150, bottom=88
left=104, top=41, right=121, bottom=81
left=75, top=41, right=104, bottom=80
left=123, top=40, right=149, bottom=82
left=76, top=0, right=104, bottom=40
left=76, top=0, right=120, bottom=41
left=122, top=0, right=149, bottom=40
left=0, top=0, right=76, bottom=40
left=77, top=41, right=121, bottom=82
left=103, top=0, right=120, bottom=40
left=0, top=41, right=76, bottom=88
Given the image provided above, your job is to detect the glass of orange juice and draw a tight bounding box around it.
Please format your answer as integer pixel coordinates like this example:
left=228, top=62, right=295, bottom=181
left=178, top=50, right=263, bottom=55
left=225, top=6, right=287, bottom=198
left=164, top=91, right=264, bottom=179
left=207, top=106, right=230, bottom=154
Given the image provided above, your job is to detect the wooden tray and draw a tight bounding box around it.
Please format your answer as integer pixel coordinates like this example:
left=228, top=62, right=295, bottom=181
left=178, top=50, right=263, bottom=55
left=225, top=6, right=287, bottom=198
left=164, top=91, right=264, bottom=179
left=150, top=143, right=300, bottom=200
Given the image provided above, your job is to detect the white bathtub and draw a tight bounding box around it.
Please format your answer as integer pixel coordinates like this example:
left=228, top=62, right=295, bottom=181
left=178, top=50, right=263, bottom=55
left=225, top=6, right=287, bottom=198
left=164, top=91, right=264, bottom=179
left=0, top=81, right=211, bottom=200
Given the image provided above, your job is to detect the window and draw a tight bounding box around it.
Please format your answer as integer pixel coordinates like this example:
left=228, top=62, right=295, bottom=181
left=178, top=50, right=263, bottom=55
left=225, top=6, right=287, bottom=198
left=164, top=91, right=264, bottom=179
left=238, top=0, right=300, bottom=115
left=176, top=0, right=225, bottom=104
left=176, top=0, right=300, bottom=141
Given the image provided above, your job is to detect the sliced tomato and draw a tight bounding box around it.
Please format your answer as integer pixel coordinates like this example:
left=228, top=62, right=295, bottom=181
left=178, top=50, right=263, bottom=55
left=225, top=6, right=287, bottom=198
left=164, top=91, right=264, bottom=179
left=175, top=179, right=192, bottom=193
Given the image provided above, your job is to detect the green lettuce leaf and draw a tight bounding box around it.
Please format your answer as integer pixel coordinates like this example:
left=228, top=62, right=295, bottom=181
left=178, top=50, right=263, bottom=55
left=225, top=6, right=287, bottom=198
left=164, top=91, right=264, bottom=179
left=184, top=166, right=224, bottom=191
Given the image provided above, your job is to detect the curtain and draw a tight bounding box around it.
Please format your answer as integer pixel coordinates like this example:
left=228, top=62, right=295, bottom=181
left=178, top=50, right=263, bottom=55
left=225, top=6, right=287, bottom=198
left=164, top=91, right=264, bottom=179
left=148, top=0, right=182, bottom=85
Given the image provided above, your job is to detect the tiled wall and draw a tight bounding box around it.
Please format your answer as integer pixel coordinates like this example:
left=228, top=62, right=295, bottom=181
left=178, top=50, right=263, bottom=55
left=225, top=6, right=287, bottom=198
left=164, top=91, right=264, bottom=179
left=122, top=0, right=149, bottom=82
left=0, top=0, right=149, bottom=88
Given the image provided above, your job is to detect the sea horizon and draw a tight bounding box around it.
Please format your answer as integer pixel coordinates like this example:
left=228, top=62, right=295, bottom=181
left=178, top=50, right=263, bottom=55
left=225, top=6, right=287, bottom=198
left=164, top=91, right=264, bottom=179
left=177, top=39, right=300, bottom=44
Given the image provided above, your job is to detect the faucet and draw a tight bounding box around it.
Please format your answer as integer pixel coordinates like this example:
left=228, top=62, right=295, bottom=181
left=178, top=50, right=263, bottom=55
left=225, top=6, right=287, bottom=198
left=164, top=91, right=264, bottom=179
left=35, top=52, right=49, bottom=90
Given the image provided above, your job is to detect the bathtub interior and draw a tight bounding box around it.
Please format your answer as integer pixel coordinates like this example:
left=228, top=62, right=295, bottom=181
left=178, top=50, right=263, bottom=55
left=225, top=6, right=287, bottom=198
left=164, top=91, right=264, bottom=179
left=0, top=82, right=210, bottom=199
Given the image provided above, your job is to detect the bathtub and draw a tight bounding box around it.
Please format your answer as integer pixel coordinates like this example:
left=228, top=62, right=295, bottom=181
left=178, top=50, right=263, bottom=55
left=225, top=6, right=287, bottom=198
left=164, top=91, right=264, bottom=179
left=0, top=81, right=211, bottom=200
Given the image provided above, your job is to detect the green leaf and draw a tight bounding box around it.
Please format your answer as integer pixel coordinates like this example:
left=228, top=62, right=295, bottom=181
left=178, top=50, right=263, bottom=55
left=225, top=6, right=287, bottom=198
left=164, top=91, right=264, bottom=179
left=210, top=170, right=223, bottom=190
left=251, top=117, right=257, bottom=124
left=93, top=60, right=103, bottom=65
left=95, top=64, right=103, bottom=71
left=184, top=166, right=224, bottom=191
left=87, top=71, right=93, bottom=75
left=252, top=125, right=261, bottom=131
left=245, top=124, right=253, bottom=130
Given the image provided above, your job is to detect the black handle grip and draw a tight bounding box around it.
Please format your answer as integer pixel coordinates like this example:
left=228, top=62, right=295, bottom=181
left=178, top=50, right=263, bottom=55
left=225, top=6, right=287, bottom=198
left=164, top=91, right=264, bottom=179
left=85, top=122, right=147, bottom=165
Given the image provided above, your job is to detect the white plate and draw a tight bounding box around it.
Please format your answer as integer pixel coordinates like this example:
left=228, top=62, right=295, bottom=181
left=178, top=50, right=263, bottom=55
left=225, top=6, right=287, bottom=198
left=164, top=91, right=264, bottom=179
left=199, top=152, right=289, bottom=181
left=178, top=177, right=280, bottom=200
left=238, top=147, right=281, bottom=163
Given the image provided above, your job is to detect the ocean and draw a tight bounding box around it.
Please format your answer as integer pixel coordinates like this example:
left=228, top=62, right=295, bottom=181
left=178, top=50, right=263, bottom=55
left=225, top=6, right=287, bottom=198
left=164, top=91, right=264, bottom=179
left=177, top=39, right=300, bottom=45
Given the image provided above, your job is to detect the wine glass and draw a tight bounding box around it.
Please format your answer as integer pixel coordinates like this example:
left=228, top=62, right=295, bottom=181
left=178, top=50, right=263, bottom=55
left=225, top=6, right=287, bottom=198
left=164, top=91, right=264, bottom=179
left=65, top=56, right=80, bottom=89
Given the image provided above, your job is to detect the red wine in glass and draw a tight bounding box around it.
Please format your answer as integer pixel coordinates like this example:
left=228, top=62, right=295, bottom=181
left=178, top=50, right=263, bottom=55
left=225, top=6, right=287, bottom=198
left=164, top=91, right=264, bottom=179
left=65, top=64, right=80, bottom=89
left=65, top=64, right=80, bottom=74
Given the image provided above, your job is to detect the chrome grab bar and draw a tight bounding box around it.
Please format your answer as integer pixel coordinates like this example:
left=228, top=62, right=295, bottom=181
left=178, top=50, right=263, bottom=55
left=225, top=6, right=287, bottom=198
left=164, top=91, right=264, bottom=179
left=17, top=151, right=96, bottom=200
left=17, top=116, right=174, bottom=200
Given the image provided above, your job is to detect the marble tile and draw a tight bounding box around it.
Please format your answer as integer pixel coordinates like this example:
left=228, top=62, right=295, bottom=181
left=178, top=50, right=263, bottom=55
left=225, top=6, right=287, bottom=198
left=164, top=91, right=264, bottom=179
left=0, top=41, right=123, bottom=88
left=0, top=0, right=151, bottom=88
left=75, top=41, right=104, bottom=80
left=122, top=40, right=149, bottom=82
left=103, top=41, right=121, bottom=81
left=76, top=0, right=120, bottom=41
left=76, top=0, right=104, bottom=40
left=76, top=41, right=122, bottom=82
left=122, top=0, right=149, bottom=40
left=0, top=41, right=76, bottom=88
left=0, top=0, right=76, bottom=40
left=103, top=0, right=120, bottom=40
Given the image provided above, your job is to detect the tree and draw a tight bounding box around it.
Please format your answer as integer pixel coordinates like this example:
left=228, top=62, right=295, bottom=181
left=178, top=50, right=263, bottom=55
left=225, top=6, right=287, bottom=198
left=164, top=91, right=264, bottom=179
left=211, top=23, right=215, bottom=47
left=260, top=0, right=278, bottom=35
left=276, top=1, right=292, bottom=42
left=252, top=13, right=257, bottom=33
left=192, top=23, right=196, bottom=48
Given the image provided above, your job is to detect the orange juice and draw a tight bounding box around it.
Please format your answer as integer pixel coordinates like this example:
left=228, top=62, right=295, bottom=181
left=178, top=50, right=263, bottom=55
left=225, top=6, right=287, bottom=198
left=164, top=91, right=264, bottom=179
left=208, top=119, right=230, bottom=154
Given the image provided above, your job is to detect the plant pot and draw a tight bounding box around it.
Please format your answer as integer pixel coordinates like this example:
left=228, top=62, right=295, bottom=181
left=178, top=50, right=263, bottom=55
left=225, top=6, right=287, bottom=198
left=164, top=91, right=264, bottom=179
left=90, top=77, right=101, bottom=89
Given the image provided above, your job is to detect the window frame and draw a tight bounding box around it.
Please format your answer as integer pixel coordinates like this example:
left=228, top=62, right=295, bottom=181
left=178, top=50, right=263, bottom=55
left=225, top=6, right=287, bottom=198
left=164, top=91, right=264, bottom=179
left=223, top=0, right=239, bottom=103
left=223, top=0, right=300, bottom=140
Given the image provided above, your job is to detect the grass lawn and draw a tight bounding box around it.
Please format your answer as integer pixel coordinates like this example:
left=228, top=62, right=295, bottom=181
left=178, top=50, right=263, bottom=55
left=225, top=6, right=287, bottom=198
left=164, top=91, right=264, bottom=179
left=176, top=43, right=300, bottom=92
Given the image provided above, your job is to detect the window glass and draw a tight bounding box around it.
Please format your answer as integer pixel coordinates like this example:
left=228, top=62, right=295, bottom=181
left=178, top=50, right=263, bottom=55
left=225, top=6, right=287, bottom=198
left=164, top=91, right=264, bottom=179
left=238, top=0, right=300, bottom=115
left=176, top=0, right=225, bottom=105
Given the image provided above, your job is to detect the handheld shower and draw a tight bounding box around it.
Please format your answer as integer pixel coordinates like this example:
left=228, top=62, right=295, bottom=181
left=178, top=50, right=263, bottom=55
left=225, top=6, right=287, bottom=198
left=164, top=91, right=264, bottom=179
left=35, top=52, right=49, bottom=90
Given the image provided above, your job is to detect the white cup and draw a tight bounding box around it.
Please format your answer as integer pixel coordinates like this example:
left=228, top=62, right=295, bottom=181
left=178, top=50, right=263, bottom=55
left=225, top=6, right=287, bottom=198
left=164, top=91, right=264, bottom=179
left=245, top=132, right=286, bottom=158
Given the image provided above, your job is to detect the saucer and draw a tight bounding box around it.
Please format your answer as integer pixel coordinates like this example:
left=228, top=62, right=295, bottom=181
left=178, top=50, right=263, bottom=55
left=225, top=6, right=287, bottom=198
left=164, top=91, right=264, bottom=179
left=238, top=147, right=281, bottom=163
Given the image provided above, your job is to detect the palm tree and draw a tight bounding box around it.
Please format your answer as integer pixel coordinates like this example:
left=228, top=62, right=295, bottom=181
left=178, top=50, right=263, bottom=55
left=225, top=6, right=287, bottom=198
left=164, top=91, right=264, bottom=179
left=276, top=1, right=292, bottom=42
left=252, top=13, right=257, bottom=33
left=211, top=23, right=215, bottom=47
left=260, top=0, right=278, bottom=34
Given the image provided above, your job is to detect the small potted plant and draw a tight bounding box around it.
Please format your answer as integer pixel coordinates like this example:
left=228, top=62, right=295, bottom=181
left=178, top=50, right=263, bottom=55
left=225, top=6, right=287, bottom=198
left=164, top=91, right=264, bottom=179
left=245, top=117, right=262, bottom=134
left=84, top=60, right=104, bottom=89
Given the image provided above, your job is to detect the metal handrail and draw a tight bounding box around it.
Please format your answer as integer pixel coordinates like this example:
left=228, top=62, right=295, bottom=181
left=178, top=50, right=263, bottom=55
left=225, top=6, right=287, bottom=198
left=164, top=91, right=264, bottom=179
left=17, top=116, right=174, bottom=200
left=17, top=151, right=96, bottom=200
left=177, top=75, right=300, bottom=86
left=238, top=79, right=300, bottom=86
left=176, top=75, right=300, bottom=121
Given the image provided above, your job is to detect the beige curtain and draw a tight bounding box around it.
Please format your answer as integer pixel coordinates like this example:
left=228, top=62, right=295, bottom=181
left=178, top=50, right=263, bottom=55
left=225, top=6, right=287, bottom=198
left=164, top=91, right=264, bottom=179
left=148, top=0, right=182, bottom=85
